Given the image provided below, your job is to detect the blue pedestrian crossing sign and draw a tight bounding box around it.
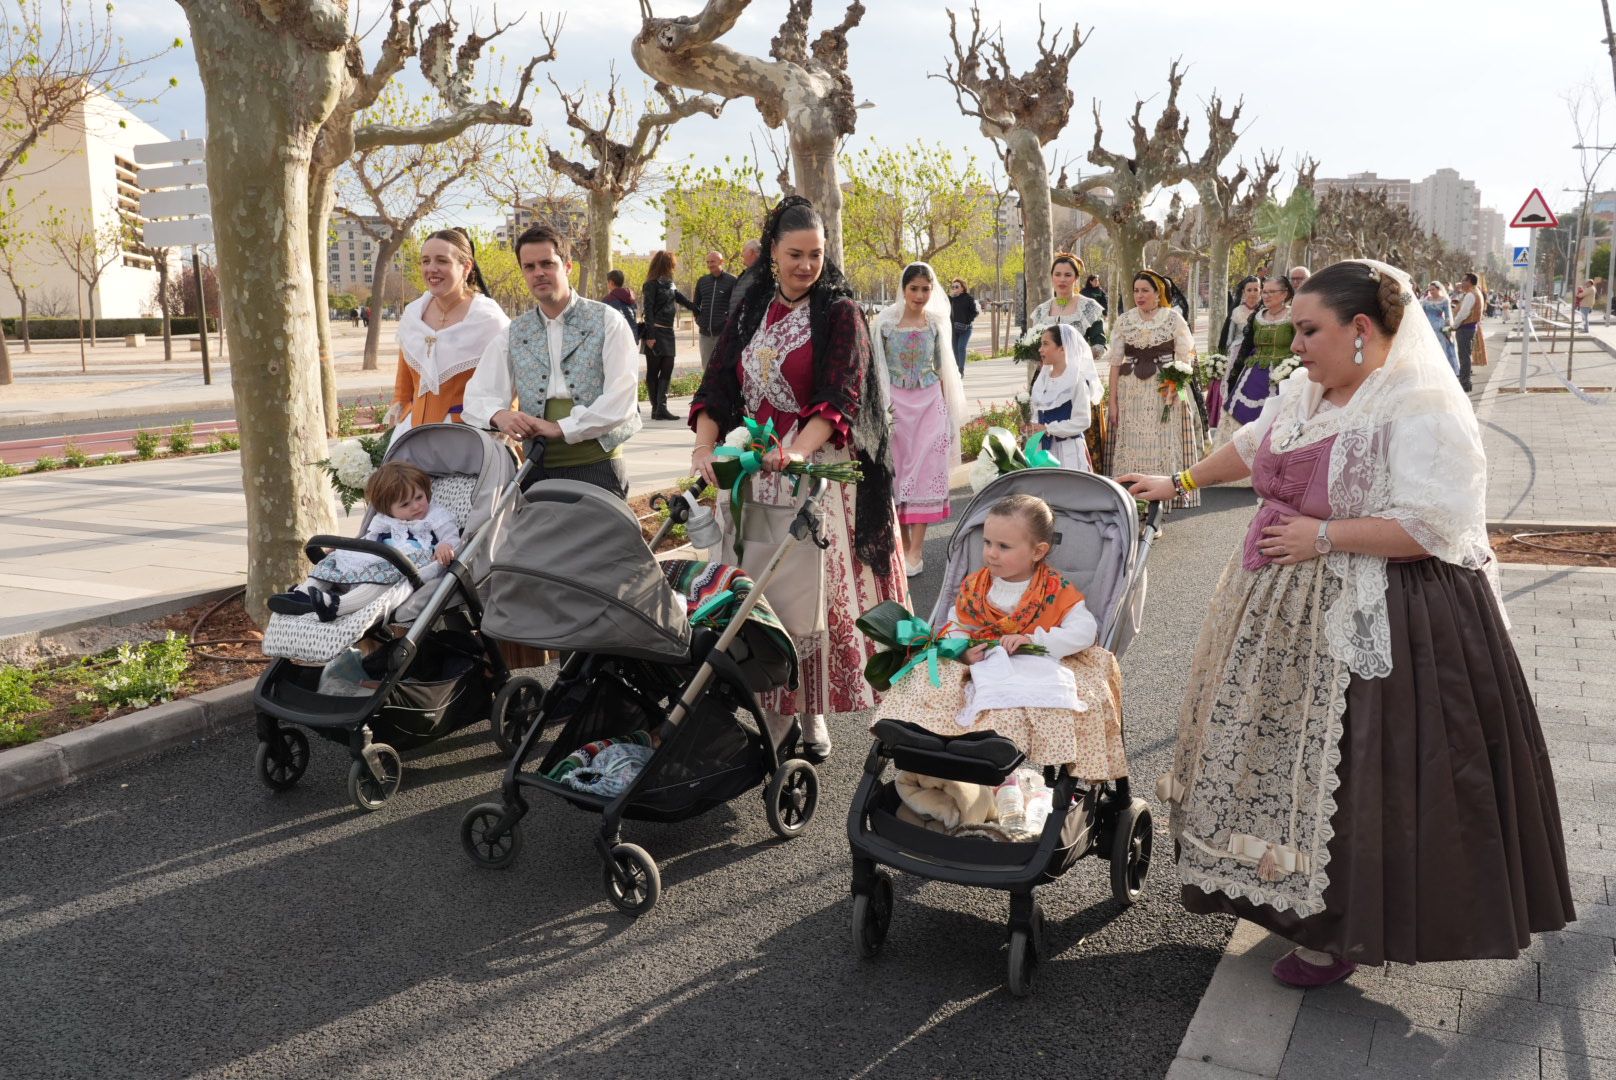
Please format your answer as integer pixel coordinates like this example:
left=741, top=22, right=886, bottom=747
left=1512, top=246, right=1531, bottom=269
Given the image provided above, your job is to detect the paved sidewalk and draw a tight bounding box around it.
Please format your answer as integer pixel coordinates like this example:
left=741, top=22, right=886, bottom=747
left=0, top=357, right=1029, bottom=643
left=1170, top=328, right=1616, bottom=1080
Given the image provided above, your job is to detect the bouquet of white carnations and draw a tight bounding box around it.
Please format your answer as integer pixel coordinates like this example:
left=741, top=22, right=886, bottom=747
left=315, top=430, right=392, bottom=514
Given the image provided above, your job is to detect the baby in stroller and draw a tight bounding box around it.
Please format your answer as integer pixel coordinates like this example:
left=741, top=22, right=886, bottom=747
left=876, top=492, right=1128, bottom=816
left=269, top=461, right=460, bottom=622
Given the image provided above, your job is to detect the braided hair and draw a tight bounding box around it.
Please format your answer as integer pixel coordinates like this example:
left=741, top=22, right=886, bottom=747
left=721, top=196, right=897, bottom=573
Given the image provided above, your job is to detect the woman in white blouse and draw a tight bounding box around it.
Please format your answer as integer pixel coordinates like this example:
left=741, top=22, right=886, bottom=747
left=1103, top=269, right=1201, bottom=509
left=388, top=229, right=509, bottom=435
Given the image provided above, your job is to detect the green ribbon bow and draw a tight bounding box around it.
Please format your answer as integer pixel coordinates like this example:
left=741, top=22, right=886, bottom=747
left=1023, top=431, right=1061, bottom=469
left=888, top=617, right=973, bottom=688
left=712, top=417, right=778, bottom=561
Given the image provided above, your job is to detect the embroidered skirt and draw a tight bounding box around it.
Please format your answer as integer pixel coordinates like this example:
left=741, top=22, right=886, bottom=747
left=751, top=445, right=909, bottom=718
left=889, top=382, right=953, bottom=525
left=1105, top=371, right=1201, bottom=509
left=1169, top=554, right=1575, bottom=965
left=875, top=648, right=1128, bottom=779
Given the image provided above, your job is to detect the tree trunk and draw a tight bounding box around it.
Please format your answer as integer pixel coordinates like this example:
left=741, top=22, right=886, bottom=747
left=1004, top=128, right=1052, bottom=323
left=74, top=283, right=86, bottom=372
left=363, top=234, right=402, bottom=371
left=18, top=294, right=29, bottom=352
left=181, top=0, right=343, bottom=624
left=586, top=187, right=616, bottom=300
left=0, top=318, right=10, bottom=385
left=1207, top=231, right=1232, bottom=354
left=789, top=120, right=845, bottom=269
left=1116, top=227, right=1148, bottom=295
left=88, top=284, right=98, bottom=346
left=308, top=166, right=340, bottom=434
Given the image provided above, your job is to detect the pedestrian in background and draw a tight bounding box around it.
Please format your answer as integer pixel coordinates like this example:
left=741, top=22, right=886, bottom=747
left=729, top=239, right=761, bottom=319
left=640, top=250, right=696, bottom=421
left=692, top=250, right=738, bottom=365
left=948, top=277, right=978, bottom=375
left=1081, top=273, right=1109, bottom=319
left=602, top=269, right=639, bottom=339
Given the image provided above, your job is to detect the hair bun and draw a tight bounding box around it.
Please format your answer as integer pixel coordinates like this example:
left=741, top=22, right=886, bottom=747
left=1375, top=272, right=1409, bottom=332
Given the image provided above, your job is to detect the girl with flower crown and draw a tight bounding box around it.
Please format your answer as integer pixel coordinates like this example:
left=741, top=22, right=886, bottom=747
left=1122, top=260, right=1574, bottom=988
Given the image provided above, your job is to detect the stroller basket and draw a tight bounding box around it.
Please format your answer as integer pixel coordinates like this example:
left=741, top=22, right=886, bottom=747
left=863, top=781, right=1088, bottom=876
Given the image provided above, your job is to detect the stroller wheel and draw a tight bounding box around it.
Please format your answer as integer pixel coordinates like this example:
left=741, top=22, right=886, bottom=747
left=764, top=759, right=819, bottom=839
left=460, top=802, right=523, bottom=869
left=254, top=727, right=309, bottom=791
left=490, top=675, right=545, bottom=757
left=850, top=869, right=893, bottom=959
left=1007, top=925, right=1039, bottom=997
left=347, top=745, right=403, bottom=812
left=1109, top=798, right=1154, bottom=906
left=603, top=843, right=660, bottom=915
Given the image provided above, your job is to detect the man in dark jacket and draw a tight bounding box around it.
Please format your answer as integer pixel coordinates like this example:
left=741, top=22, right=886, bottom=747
left=692, top=250, right=737, bottom=365
left=602, top=269, right=639, bottom=341
left=728, top=239, right=761, bottom=320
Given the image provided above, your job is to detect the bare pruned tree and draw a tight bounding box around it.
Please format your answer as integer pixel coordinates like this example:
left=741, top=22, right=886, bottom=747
left=546, top=69, right=725, bottom=294
left=305, top=3, right=561, bottom=433
left=936, top=3, right=1084, bottom=318
left=633, top=0, right=867, bottom=265
left=1184, top=91, right=1276, bottom=350
left=1053, top=59, right=1195, bottom=290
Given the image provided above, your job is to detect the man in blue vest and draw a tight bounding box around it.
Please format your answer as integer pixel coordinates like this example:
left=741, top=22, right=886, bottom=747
left=463, top=224, right=641, bottom=498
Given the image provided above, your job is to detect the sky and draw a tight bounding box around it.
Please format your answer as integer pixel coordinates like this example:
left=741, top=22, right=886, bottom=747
left=97, top=0, right=1616, bottom=256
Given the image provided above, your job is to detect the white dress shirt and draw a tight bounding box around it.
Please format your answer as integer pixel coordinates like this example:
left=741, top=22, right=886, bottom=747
left=1455, top=291, right=1478, bottom=324
left=461, top=291, right=639, bottom=443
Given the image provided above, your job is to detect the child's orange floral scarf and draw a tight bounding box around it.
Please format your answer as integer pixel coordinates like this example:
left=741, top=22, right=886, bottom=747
left=954, top=563, right=1083, bottom=641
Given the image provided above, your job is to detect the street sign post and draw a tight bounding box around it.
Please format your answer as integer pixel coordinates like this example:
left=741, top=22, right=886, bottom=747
left=134, top=136, right=212, bottom=385
left=1511, top=189, right=1561, bottom=390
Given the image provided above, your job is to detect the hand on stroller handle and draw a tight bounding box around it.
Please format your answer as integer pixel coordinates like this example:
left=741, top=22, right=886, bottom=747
left=789, top=477, right=831, bottom=548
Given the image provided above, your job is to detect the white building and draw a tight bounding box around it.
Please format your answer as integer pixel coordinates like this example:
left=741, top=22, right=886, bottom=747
left=1473, top=208, right=1507, bottom=267
left=0, top=84, right=169, bottom=321
left=1316, top=172, right=1414, bottom=209
left=327, top=212, right=386, bottom=294
left=1412, top=168, right=1480, bottom=255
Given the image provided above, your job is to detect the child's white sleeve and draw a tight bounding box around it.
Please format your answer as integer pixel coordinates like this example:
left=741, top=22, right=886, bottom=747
left=428, top=504, right=461, bottom=549
left=1029, top=598, right=1098, bottom=659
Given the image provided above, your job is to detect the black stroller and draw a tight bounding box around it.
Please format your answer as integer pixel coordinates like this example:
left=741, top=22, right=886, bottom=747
left=846, top=469, right=1161, bottom=995
left=457, top=475, right=831, bottom=916
left=252, top=424, right=518, bottom=811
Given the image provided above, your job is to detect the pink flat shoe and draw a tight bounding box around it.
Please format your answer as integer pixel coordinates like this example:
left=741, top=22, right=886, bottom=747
left=1271, top=949, right=1357, bottom=988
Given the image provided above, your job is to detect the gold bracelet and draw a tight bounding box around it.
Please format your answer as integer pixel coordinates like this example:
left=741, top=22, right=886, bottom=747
left=692, top=443, right=716, bottom=454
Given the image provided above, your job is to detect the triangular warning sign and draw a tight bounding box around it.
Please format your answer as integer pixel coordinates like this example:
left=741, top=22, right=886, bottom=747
left=1511, top=188, right=1559, bottom=229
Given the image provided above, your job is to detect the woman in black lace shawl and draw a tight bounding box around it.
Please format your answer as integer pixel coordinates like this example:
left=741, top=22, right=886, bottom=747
left=690, top=196, right=908, bottom=760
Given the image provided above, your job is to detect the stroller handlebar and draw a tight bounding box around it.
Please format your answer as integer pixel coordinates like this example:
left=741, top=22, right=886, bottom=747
left=304, top=535, right=427, bottom=590
left=789, top=476, right=831, bottom=548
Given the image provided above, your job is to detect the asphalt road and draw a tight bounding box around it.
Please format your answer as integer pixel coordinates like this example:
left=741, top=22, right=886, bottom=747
left=0, top=484, right=1257, bottom=1080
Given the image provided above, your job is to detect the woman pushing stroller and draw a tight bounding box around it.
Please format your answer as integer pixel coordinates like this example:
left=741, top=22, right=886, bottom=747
left=878, top=493, right=1127, bottom=786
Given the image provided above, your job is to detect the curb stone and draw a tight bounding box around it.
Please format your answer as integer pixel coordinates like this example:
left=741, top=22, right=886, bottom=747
left=1167, top=920, right=1298, bottom=1080
left=0, top=677, right=256, bottom=808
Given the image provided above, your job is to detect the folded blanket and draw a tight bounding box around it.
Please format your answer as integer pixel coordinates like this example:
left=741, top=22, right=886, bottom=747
left=895, top=769, right=997, bottom=831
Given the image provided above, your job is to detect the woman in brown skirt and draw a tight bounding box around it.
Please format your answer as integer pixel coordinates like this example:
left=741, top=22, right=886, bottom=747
left=1105, top=269, right=1203, bottom=511
left=1121, top=259, right=1574, bottom=987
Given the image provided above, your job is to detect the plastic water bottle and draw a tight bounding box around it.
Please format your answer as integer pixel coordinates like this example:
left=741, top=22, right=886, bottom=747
left=682, top=490, right=723, bottom=556
left=995, top=775, right=1025, bottom=832
left=1022, top=770, right=1053, bottom=835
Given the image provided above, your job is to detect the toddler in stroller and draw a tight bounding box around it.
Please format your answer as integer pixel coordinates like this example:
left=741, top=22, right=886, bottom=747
left=847, top=469, right=1159, bottom=995
left=268, top=460, right=460, bottom=622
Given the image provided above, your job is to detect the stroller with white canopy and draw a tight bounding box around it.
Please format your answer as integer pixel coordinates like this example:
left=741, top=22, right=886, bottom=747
left=457, top=476, right=831, bottom=916
left=252, top=423, right=517, bottom=811
left=846, top=468, right=1159, bottom=995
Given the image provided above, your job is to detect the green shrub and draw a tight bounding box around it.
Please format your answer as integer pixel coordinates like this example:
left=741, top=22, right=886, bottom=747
left=218, top=432, right=240, bottom=451
left=76, top=632, right=191, bottom=712
left=0, top=718, right=40, bottom=748
left=0, top=316, right=216, bottom=339
left=132, top=429, right=161, bottom=459
left=201, top=439, right=222, bottom=454
left=652, top=476, right=719, bottom=543
left=638, top=370, right=705, bottom=403
left=367, top=402, right=388, bottom=426
left=62, top=440, right=91, bottom=468
left=0, top=666, right=46, bottom=723
left=0, top=460, right=20, bottom=478
left=336, top=401, right=361, bottom=436
left=30, top=454, right=60, bottom=473
left=166, top=420, right=195, bottom=455
left=960, top=398, right=1030, bottom=461
left=96, top=453, right=122, bottom=466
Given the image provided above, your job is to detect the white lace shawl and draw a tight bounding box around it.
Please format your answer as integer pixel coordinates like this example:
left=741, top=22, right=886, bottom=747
left=396, top=293, right=510, bottom=396
left=1232, top=261, right=1496, bottom=679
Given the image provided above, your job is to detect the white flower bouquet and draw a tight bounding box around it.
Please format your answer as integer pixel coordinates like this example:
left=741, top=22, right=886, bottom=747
left=315, top=430, right=392, bottom=514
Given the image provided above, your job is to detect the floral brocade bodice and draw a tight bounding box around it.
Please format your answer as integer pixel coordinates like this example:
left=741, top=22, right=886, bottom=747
left=882, top=323, right=939, bottom=389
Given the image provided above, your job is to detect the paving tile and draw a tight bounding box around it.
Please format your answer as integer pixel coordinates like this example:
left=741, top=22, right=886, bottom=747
left=1523, top=931, right=1616, bottom=973
left=1461, top=988, right=1616, bottom=1058
left=1304, top=973, right=1461, bottom=1032
left=1564, top=843, right=1616, bottom=877
left=1277, top=1007, right=1376, bottom=1080
left=1543, top=964, right=1616, bottom=1017
left=1543, top=1047, right=1616, bottom=1079
left=1366, top=1022, right=1543, bottom=1079
left=1386, top=958, right=1540, bottom=1003
left=1569, top=904, right=1616, bottom=940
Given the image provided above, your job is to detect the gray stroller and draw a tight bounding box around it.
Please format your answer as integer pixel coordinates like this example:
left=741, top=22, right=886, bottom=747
left=457, top=475, right=832, bottom=916
left=846, top=468, right=1159, bottom=995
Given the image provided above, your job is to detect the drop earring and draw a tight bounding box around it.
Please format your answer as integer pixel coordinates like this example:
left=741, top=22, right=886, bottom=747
left=1353, top=335, right=1365, bottom=366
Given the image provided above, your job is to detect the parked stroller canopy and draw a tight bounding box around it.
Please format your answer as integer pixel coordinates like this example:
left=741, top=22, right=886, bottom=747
left=484, top=480, right=691, bottom=663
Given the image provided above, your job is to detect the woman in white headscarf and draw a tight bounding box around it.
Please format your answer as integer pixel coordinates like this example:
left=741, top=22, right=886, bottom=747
left=871, top=262, right=967, bottom=577
left=1121, top=260, right=1574, bottom=987
left=388, top=228, right=510, bottom=436
left=1026, top=322, right=1104, bottom=470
